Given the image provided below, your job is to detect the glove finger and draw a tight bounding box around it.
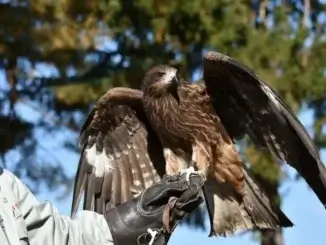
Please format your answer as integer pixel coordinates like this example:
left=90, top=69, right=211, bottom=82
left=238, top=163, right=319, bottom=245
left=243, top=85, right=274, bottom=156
left=163, top=176, right=204, bottom=200
left=145, top=184, right=187, bottom=206
left=162, top=174, right=181, bottom=183
left=144, top=173, right=204, bottom=206
left=177, top=183, right=200, bottom=203
left=180, top=195, right=204, bottom=213
left=175, top=184, right=203, bottom=212
left=187, top=174, right=206, bottom=188
left=175, top=196, right=203, bottom=216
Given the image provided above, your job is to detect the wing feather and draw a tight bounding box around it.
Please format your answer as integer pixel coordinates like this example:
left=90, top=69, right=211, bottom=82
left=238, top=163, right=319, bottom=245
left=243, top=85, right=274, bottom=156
left=71, top=88, right=165, bottom=217
left=203, top=51, right=326, bottom=208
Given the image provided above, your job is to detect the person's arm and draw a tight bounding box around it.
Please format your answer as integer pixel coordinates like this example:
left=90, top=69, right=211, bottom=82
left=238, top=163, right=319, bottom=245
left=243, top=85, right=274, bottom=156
left=104, top=174, right=205, bottom=245
left=5, top=168, right=204, bottom=245
left=5, top=169, right=113, bottom=245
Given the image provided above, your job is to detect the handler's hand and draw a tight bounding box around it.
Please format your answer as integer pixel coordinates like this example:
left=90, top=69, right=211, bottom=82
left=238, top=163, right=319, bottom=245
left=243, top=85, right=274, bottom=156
left=105, top=172, right=205, bottom=245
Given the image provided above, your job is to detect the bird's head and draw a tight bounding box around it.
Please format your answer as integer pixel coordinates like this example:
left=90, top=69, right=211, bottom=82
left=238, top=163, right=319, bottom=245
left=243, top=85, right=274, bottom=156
left=141, top=65, right=180, bottom=96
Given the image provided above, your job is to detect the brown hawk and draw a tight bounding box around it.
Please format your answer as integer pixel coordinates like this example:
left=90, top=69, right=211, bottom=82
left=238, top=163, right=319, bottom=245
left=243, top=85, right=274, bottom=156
left=71, top=51, right=326, bottom=237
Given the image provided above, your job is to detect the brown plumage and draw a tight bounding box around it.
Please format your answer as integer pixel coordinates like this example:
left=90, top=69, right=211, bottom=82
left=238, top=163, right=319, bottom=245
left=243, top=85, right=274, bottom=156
left=71, top=88, right=166, bottom=213
left=71, top=51, right=326, bottom=237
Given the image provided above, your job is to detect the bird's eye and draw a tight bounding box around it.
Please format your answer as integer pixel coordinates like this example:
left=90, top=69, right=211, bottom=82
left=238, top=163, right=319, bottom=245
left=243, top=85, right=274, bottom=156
left=157, top=72, right=165, bottom=78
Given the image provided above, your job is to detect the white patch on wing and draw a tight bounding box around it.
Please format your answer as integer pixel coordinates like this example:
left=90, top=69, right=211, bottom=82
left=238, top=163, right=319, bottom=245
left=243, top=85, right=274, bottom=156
left=134, top=180, right=141, bottom=186
left=146, top=180, right=153, bottom=186
left=85, top=144, right=114, bottom=178
left=143, top=172, right=151, bottom=178
left=260, top=84, right=281, bottom=110
left=85, top=144, right=97, bottom=164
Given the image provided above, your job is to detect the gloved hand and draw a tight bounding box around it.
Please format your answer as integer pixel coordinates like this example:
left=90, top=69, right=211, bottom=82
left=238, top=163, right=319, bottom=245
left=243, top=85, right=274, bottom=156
left=105, top=172, right=205, bottom=245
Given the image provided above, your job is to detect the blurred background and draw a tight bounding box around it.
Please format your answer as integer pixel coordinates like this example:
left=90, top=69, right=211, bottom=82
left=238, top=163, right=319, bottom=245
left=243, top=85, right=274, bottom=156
left=0, top=0, right=325, bottom=244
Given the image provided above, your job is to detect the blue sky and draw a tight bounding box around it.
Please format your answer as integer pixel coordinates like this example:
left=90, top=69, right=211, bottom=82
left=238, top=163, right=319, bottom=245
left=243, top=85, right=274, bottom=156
left=6, top=79, right=325, bottom=245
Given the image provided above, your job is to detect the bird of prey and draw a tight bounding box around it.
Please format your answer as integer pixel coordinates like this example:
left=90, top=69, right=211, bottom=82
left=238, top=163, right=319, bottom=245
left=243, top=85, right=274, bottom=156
left=71, top=51, right=326, bottom=237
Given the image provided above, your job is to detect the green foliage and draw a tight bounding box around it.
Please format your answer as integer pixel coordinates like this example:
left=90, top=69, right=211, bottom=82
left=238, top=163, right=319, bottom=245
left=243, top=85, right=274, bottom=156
left=0, top=0, right=325, bottom=244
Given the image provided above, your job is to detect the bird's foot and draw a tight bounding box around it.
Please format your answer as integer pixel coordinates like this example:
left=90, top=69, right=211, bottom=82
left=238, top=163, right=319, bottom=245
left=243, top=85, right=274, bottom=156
left=162, top=161, right=206, bottom=184
left=180, top=166, right=196, bottom=182
left=179, top=165, right=206, bottom=184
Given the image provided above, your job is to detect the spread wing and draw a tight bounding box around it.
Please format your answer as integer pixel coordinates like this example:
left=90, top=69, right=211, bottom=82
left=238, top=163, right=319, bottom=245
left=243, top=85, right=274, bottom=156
left=202, top=51, right=326, bottom=208
left=71, top=88, right=166, bottom=217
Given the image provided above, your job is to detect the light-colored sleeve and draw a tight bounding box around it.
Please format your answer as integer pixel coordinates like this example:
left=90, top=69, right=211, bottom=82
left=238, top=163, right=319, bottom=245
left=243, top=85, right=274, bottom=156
left=6, top=169, right=114, bottom=245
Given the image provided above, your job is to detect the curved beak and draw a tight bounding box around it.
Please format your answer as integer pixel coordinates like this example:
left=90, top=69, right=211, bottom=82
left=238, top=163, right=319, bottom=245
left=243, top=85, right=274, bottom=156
left=172, top=75, right=179, bottom=86
left=167, top=74, right=179, bottom=95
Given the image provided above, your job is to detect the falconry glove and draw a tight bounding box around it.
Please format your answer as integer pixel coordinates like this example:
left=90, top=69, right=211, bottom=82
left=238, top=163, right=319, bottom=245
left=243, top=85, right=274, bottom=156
left=104, top=172, right=205, bottom=245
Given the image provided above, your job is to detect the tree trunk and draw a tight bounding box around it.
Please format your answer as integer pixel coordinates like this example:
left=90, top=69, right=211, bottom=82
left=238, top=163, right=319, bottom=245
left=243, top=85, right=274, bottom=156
left=259, top=0, right=268, bottom=28
left=261, top=228, right=284, bottom=245
left=5, top=57, right=18, bottom=117
left=303, top=0, right=310, bottom=26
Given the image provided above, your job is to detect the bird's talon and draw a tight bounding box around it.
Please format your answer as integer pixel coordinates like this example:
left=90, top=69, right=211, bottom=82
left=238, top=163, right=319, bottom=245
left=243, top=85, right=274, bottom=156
left=162, top=173, right=180, bottom=183
left=180, top=166, right=202, bottom=183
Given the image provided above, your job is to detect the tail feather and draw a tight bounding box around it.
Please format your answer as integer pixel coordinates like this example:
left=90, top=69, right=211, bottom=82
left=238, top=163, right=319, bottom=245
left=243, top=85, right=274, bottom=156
left=204, top=166, right=293, bottom=237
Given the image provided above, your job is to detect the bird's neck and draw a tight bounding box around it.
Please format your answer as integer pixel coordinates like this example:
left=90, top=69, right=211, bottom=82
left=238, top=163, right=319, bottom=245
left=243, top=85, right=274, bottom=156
left=143, top=85, right=173, bottom=99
